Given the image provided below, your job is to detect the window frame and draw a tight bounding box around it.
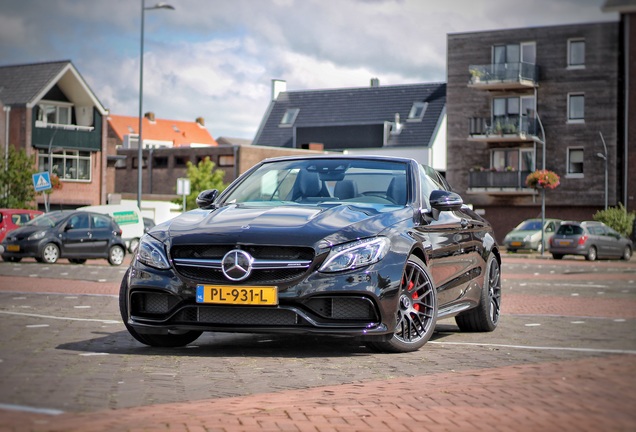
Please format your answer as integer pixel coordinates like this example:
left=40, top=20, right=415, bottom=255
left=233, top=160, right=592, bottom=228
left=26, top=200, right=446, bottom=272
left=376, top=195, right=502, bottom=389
left=567, top=93, right=585, bottom=123
left=37, top=101, right=73, bottom=126
left=566, top=147, right=585, bottom=178
left=567, top=38, right=585, bottom=69
left=407, top=102, right=428, bottom=122
left=279, top=108, right=300, bottom=127
left=38, top=150, right=92, bottom=182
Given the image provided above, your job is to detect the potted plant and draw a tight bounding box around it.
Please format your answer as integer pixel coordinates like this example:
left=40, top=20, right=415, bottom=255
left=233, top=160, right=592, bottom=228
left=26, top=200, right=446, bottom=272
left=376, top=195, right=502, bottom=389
left=469, top=68, right=484, bottom=83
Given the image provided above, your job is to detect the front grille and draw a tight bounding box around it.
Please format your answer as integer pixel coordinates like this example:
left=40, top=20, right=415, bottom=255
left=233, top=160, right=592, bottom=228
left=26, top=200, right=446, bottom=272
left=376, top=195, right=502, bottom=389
left=174, top=306, right=298, bottom=326
left=304, top=297, right=377, bottom=320
left=175, top=266, right=307, bottom=284
left=171, top=244, right=315, bottom=285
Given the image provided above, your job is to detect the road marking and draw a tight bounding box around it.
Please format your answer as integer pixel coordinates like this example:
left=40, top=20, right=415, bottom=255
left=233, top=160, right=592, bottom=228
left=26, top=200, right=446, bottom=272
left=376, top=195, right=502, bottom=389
left=80, top=353, right=109, bottom=356
left=74, top=305, right=91, bottom=309
left=525, top=323, right=541, bottom=326
left=26, top=324, right=49, bottom=328
left=429, top=341, right=636, bottom=355
left=0, top=310, right=120, bottom=324
left=0, top=403, right=63, bottom=416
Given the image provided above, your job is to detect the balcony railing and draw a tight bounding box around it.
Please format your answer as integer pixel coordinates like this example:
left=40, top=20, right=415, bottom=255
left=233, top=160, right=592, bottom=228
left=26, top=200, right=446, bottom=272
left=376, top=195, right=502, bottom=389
left=469, top=170, right=533, bottom=191
left=468, top=62, right=539, bottom=89
left=468, top=116, right=538, bottom=142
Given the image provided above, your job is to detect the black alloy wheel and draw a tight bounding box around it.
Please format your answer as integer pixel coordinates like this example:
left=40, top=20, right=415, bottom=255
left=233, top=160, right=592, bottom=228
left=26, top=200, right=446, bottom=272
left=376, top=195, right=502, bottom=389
left=456, top=254, right=501, bottom=332
left=367, top=255, right=437, bottom=353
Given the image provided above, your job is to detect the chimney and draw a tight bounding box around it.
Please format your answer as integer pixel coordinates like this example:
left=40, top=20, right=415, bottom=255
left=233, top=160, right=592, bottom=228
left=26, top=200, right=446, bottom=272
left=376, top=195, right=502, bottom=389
left=196, top=117, right=205, bottom=126
left=144, top=112, right=155, bottom=122
left=271, top=79, right=287, bottom=101
left=370, top=77, right=380, bottom=87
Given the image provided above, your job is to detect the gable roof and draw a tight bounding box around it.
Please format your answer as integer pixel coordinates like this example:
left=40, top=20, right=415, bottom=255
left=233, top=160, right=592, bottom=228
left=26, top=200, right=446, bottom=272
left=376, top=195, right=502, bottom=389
left=108, top=114, right=218, bottom=147
left=253, top=82, right=446, bottom=150
left=0, top=60, right=107, bottom=114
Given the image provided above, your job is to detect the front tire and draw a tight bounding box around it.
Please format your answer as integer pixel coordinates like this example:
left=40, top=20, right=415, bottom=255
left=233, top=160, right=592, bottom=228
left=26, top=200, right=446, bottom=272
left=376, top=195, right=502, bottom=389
left=456, top=254, right=501, bottom=332
left=118, top=270, right=202, bottom=347
left=367, top=255, right=437, bottom=353
left=621, top=246, right=632, bottom=261
left=108, top=245, right=125, bottom=266
left=41, top=243, right=59, bottom=264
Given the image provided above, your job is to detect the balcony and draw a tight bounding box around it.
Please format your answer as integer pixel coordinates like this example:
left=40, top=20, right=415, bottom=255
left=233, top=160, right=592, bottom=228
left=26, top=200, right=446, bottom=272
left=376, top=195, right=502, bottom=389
left=468, top=62, right=539, bottom=90
left=468, top=170, right=535, bottom=195
left=468, top=116, right=538, bottom=143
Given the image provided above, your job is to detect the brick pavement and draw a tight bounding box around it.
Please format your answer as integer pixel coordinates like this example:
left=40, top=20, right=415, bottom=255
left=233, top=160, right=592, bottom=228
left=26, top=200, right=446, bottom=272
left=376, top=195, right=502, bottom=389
left=0, top=255, right=635, bottom=431
left=1, top=355, right=633, bottom=432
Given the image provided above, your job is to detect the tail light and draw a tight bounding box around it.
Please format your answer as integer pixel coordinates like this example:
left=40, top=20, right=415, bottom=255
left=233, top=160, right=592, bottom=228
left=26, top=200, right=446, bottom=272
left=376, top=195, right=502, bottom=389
left=578, top=235, right=588, bottom=245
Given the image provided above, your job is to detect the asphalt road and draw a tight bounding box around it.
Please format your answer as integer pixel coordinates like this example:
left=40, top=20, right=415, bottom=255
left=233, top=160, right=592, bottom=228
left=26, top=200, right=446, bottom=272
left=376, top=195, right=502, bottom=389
left=0, top=254, right=634, bottom=431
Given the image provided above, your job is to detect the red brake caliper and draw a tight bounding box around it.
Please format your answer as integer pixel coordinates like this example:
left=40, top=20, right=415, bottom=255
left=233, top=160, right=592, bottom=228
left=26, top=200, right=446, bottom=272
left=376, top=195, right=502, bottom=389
left=409, top=281, right=419, bottom=311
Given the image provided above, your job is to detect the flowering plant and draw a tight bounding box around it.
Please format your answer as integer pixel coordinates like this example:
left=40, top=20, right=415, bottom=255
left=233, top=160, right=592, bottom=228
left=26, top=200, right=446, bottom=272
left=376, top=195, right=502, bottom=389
left=525, top=170, right=560, bottom=190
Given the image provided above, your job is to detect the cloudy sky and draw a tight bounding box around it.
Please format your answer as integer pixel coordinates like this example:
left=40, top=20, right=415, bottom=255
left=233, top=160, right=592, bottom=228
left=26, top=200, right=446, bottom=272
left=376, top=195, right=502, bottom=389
left=0, top=0, right=617, bottom=140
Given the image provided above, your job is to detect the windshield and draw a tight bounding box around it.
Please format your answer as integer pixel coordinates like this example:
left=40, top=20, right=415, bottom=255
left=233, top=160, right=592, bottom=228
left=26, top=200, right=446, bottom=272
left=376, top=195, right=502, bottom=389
left=222, top=158, right=409, bottom=206
left=26, top=212, right=67, bottom=227
left=515, top=220, right=543, bottom=231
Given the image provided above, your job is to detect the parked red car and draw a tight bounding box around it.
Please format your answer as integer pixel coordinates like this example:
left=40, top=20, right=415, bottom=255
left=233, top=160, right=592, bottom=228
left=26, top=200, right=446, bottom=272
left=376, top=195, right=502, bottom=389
left=0, top=209, right=43, bottom=243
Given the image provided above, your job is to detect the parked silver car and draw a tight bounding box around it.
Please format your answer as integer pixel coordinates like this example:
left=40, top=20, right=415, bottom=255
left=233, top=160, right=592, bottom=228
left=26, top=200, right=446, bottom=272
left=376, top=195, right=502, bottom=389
left=549, top=221, right=633, bottom=261
left=503, top=218, right=561, bottom=253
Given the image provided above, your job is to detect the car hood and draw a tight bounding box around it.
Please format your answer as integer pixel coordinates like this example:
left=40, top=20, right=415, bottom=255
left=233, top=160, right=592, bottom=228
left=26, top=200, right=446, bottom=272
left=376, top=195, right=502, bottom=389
left=507, top=230, right=540, bottom=239
left=165, top=203, right=412, bottom=249
left=3, top=225, right=49, bottom=240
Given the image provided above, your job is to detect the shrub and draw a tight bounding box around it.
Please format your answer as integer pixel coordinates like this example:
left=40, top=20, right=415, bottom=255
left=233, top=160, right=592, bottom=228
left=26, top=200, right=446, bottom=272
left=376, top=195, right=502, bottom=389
left=593, top=203, right=635, bottom=238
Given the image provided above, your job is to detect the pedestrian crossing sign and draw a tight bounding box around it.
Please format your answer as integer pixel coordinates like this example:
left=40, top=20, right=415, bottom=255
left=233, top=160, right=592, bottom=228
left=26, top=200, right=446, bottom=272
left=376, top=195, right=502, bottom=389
left=33, top=172, right=52, bottom=192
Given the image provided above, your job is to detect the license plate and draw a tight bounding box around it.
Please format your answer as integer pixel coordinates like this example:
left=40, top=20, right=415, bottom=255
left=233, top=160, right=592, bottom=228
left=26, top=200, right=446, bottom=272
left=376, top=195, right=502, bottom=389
left=196, top=285, right=278, bottom=306
left=557, top=240, right=573, bottom=246
left=7, top=245, right=19, bottom=252
left=510, top=241, right=522, bottom=247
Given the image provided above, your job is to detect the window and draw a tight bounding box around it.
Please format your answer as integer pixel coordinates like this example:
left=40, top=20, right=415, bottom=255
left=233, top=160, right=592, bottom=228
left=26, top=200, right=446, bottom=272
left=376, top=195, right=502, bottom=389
left=568, top=39, right=585, bottom=68
left=491, top=148, right=534, bottom=172
left=218, top=155, right=235, bottom=167
left=37, top=102, right=72, bottom=126
left=38, top=150, right=91, bottom=181
left=280, top=108, right=299, bottom=127
left=407, top=102, right=428, bottom=121
left=567, top=148, right=584, bottom=176
left=568, top=94, right=585, bottom=122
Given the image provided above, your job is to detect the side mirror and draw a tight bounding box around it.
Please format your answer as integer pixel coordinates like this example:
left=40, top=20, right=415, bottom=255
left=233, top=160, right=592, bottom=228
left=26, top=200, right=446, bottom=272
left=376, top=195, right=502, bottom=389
left=429, top=190, right=463, bottom=211
left=65, top=223, right=74, bottom=231
left=196, top=189, right=219, bottom=209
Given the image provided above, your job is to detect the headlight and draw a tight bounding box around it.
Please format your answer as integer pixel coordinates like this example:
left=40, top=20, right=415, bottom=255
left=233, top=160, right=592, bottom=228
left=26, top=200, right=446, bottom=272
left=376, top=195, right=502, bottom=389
left=136, top=235, right=170, bottom=270
left=28, top=231, right=46, bottom=241
left=319, top=237, right=390, bottom=273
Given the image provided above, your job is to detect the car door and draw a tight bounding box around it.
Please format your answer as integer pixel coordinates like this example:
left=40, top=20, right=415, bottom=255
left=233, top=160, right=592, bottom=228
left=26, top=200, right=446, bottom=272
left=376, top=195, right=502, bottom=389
left=603, top=226, right=623, bottom=258
left=61, top=213, right=92, bottom=256
left=414, top=165, right=468, bottom=306
left=88, top=213, right=115, bottom=256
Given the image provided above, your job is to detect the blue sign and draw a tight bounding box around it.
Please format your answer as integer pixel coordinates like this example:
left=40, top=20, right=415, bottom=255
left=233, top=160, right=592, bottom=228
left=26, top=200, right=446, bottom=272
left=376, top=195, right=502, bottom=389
left=33, top=172, right=52, bottom=192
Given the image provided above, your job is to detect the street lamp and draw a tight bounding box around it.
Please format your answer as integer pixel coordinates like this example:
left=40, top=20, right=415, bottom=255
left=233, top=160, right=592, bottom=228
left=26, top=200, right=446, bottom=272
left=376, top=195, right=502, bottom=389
left=137, top=1, right=174, bottom=210
left=535, top=111, right=547, bottom=256
left=597, top=131, right=608, bottom=210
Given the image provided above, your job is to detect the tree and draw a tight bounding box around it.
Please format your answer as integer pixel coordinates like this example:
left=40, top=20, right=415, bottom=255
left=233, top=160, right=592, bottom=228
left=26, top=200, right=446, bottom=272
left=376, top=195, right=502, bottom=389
left=173, top=157, right=228, bottom=211
left=0, top=147, right=38, bottom=209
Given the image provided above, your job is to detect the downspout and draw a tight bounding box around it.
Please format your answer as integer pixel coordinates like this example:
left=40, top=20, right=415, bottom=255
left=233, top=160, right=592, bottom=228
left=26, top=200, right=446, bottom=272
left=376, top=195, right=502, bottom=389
left=3, top=106, right=9, bottom=170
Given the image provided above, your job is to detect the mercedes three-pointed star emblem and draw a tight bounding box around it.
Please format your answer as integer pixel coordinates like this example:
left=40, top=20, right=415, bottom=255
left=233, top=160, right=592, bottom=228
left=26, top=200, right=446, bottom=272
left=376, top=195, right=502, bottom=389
left=221, top=249, right=254, bottom=281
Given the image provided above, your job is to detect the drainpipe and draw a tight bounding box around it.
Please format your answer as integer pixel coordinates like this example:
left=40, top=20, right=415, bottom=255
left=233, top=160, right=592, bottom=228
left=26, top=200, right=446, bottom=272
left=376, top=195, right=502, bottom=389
left=3, top=106, right=9, bottom=170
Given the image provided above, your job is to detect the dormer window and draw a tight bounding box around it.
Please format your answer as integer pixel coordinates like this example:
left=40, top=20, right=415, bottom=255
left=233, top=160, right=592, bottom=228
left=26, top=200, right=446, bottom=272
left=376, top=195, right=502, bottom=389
left=407, top=102, right=428, bottom=122
left=280, top=108, right=299, bottom=127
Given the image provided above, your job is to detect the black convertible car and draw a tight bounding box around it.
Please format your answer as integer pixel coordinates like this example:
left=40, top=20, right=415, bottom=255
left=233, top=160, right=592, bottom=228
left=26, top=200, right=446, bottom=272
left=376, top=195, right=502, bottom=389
left=120, top=156, right=501, bottom=352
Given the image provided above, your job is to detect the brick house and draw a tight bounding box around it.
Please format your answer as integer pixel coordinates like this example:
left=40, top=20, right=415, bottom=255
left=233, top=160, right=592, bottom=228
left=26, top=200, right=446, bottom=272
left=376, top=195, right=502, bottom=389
left=446, top=22, right=621, bottom=242
left=0, top=60, right=109, bottom=209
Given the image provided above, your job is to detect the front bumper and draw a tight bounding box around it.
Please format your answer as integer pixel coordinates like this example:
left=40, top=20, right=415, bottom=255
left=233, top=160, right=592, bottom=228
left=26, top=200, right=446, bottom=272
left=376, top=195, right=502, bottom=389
left=122, top=253, right=405, bottom=337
